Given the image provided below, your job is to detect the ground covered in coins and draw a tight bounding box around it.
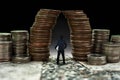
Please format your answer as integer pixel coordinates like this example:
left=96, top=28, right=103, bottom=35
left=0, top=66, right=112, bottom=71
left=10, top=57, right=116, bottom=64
left=0, top=56, right=120, bottom=80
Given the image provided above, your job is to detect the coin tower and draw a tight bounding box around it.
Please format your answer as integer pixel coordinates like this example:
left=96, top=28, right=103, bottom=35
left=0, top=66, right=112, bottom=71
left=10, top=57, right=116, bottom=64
left=29, top=9, right=60, bottom=61
left=0, top=33, right=12, bottom=62
left=63, top=10, right=92, bottom=61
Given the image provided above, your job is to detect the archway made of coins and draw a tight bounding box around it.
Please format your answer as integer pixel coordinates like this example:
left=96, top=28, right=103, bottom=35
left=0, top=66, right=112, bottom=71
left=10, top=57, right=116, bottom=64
left=29, top=9, right=92, bottom=61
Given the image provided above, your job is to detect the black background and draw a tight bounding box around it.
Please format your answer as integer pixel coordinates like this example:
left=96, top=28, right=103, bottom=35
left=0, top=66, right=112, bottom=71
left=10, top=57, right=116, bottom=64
left=0, top=1, right=119, bottom=34
left=0, top=0, right=119, bottom=53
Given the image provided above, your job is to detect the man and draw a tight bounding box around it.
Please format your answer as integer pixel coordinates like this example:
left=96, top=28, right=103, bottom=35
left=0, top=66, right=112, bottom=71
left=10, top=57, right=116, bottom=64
left=55, top=35, right=67, bottom=65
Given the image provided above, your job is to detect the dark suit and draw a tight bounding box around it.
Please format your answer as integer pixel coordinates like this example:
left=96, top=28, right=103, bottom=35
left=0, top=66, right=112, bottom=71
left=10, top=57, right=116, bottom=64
left=55, top=39, right=67, bottom=64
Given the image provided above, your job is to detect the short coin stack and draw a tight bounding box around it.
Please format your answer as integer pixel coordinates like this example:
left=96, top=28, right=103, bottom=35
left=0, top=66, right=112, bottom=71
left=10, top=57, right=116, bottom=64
left=92, top=29, right=110, bottom=54
left=29, top=9, right=60, bottom=61
left=63, top=10, right=92, bottom=61
left=11, top=30, right=30, bottom=63
left=110, top=35, right=120, bottom=43
left=0, top=33, right=12, bottom=62
left=102, top=42, right=120, bottom=63
left=87, top=54, right=107, bottom=65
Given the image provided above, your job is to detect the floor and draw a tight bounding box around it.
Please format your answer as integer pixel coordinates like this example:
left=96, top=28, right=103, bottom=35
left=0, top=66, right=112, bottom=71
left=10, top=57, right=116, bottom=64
left=0, top=54, right=120, bottom=80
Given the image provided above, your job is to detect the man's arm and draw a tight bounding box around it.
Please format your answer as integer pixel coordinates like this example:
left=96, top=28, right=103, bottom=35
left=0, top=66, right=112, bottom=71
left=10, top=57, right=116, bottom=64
left=64, top=41, right=67, bottom=49
left=55, top=44, right=58, bottom=49
left=55, top=41, right=59, bottom=49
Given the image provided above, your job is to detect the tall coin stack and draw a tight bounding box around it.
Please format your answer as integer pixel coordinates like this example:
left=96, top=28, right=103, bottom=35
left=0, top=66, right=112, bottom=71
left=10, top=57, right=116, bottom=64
left=92, top=29, right=110, bottom=54
left=29, top=9, right=60, bottom=61
left=11, top=30, right=30, bottom=63
left=0, top=33, right=12, bottom=62
left=63, top=10, right=92, bottom=61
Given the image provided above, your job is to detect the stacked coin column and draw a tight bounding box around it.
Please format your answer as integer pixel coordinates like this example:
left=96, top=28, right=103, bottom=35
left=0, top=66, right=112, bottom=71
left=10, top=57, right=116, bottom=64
left=102, top=42, right=120, bottom=63
left=0, top=33, right=12, bottom=62
left=110, top=35, right=120, bottom=60
left=92, top=29, right=110, bottom=54
left=63, top=10, right=92, bottom=61
left=87, top=54, right=107, bottom=65
left=29, top=9, right=60, bottom=61
left=11, top=30, right=30, bottom=63
left=111, top=35, right=120, bottom=43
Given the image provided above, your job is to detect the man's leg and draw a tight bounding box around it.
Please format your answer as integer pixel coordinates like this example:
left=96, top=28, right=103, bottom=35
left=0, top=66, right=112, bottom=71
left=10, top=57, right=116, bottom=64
left=61, top=51, right=65, bottom=64
left=57, top=51, right=60, bottom=64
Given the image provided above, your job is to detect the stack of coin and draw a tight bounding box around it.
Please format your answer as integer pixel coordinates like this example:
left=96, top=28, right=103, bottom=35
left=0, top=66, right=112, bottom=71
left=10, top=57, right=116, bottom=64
left=0, top=33, right=11, bottom=41
left=11, top=30, right=30, bottom=63
left=0, top=33, right=12, bottom=62
left=63, top=10, right=92, bottom=61
left=102, top=42, right=120, bottom=63
left=87, top=53, right=107, bottom=65
left=92, top=29, right=110, bottom=54
left=29, top=9, right=60, bottom=61
left=110, top=35, right=120, bottom=43
left=110, top=35, right=120, bottom=58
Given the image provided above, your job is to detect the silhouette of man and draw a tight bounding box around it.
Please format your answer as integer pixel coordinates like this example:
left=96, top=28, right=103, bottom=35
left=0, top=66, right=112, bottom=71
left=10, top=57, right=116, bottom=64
left=55, top=35, right=67, bottom=65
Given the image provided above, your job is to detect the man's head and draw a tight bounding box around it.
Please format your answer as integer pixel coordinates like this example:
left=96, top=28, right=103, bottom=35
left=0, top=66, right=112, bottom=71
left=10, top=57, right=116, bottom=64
left=60, top=35, right=63, bottom=39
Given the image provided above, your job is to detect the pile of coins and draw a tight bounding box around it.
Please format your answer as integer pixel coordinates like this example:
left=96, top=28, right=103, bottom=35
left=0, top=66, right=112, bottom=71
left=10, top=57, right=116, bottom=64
left=11, top=30, right=30, bottom=63
left=63, top=10, right=92, bottom=61
left=29, top=9, right=60, bottom=61
left=0, top=33, right=12, bottom=62
left=92, top=29, right=110, bottom=54
left=102, top=42, right=120, bottom=63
